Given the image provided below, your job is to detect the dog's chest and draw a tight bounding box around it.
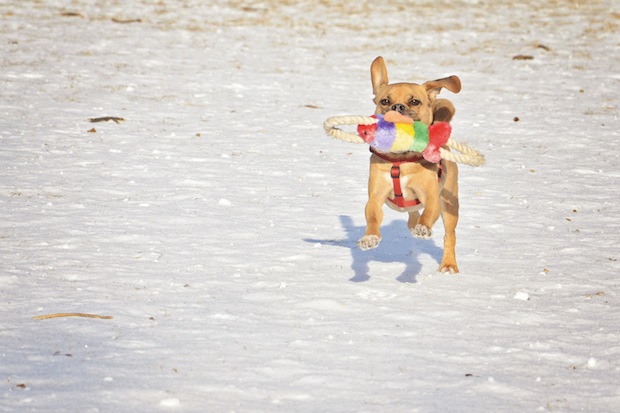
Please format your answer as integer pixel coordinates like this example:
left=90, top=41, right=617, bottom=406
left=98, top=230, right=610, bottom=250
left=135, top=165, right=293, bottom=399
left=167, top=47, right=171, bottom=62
left=381, top=169, right=416, bottom=199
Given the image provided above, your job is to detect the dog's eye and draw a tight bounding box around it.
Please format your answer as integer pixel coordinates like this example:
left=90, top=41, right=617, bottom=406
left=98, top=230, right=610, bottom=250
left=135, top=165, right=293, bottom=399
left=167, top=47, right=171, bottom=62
left=409, top=99, right=421, bottom=106
left=379, top=98, right=390, bottom=106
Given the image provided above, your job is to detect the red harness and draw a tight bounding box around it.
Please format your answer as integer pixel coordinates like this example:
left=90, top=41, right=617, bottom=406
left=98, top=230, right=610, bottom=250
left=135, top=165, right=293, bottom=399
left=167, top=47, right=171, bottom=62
left=370, top=147, right=443, bottom=211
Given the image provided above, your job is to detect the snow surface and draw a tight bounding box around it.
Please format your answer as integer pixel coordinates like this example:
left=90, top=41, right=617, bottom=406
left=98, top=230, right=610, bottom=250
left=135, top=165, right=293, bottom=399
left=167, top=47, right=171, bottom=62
left=1, top=0, right=619, bottom=412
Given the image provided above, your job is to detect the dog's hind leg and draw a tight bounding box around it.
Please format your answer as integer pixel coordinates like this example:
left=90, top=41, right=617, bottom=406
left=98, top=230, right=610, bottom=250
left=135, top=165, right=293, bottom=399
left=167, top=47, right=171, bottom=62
left=438, top=160, right=459, bottom=273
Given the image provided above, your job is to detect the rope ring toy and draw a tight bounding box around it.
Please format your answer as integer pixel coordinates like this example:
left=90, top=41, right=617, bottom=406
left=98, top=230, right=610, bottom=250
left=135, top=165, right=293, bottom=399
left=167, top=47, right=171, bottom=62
left=323, top=111, right=485, bottom=167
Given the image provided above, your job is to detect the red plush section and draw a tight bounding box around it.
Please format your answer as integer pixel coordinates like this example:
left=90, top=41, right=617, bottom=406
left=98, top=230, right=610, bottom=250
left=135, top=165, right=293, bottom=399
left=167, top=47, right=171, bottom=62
left=423, top=122, right=452, bottom=163
left=357, top=117, right=378, bottom=143
left=429, top=122, right=451, bottom=147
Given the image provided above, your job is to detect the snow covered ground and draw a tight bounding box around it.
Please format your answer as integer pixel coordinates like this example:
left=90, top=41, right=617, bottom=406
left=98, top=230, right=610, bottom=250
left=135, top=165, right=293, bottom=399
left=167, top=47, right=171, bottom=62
left=1, top=0, right=619, bottom=411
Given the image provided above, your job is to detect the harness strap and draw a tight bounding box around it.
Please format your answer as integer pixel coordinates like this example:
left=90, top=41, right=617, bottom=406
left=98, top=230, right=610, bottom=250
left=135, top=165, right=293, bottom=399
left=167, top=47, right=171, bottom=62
left=388, top=163, right=421, bottom=209
left=369, top=147, right=443, bottom=210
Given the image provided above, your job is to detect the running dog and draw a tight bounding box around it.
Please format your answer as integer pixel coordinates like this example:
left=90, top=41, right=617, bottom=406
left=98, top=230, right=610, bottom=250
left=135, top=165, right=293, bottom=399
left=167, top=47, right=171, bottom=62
left=358, top=56, right=462, bottom=273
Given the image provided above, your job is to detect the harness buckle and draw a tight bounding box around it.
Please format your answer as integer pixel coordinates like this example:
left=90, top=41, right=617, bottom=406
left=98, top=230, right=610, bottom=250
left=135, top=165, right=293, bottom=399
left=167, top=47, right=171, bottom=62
left=390, top=165, right=400, bottom=179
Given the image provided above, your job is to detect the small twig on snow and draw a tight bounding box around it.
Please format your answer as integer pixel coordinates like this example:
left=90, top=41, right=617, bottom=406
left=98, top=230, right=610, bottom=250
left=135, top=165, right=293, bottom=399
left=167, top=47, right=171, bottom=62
left=32, top=313, right=113, bottom=320
left=88, top=116, right=125, bottom=124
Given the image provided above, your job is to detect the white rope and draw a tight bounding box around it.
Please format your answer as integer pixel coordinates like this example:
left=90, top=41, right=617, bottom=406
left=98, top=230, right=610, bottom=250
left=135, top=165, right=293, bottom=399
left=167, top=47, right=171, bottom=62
left=323, top=115, right=374, bottom=144
left=323, top=115, right=485, bottom=167
left=441, top=138, right=486, bottom=166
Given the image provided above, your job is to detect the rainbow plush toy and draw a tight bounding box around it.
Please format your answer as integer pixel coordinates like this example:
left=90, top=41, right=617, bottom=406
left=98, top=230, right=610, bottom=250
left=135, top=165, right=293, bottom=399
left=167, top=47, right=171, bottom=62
left=356, top=111, right=452, bottom=163
left=323, top=111, right=486, bottom=167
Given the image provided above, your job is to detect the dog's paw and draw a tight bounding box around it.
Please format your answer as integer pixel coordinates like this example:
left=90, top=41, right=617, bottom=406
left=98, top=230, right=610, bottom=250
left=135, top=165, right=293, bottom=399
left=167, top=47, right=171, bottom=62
left=411, top=224, right=432, bottom=239
left=438, top=263, right=459, bottom=274
left=358, top=235, right=381, bottom=251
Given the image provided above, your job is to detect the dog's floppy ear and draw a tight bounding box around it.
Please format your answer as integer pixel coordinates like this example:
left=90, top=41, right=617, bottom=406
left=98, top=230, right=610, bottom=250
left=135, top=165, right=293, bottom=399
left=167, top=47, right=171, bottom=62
left=432, top=98, right=456, bottom=123
left=371, top=56, right=389, bottom=95
left=424, top=75, right=461, bottom=100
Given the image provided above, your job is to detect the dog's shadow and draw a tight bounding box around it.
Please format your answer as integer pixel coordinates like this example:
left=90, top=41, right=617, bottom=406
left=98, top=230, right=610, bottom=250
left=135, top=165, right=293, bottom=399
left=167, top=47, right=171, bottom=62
left=304, top=215, right=444, bottom=283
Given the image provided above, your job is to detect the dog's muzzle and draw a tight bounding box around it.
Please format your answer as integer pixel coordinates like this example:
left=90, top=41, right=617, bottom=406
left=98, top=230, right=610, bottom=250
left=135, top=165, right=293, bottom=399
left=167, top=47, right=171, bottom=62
left=390, top=103, right=417, bottom=119
left=390, top=103, right=407, bottom=115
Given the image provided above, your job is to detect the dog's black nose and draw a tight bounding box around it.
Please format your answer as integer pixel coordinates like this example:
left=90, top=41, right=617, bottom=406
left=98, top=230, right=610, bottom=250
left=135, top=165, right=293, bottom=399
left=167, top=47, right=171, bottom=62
left=390, top=103, right=407, bottom=115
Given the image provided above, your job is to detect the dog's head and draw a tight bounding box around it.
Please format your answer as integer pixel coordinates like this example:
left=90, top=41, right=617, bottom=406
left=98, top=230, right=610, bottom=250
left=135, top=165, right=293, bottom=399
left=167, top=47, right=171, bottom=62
left=370, top=56, right=461, bottom=125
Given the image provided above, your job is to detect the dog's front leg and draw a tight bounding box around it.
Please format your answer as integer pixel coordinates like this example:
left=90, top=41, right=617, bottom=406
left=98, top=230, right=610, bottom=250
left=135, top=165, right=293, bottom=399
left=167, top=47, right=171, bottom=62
left=412, top=196, right=441, bottom=238
left=358, top=161, right=389, bottom=250
left=359, top=196, right=384, bottom=250
left=413, top=202, right=440, bottom=238
left=409, top=173, right=441, bottom=239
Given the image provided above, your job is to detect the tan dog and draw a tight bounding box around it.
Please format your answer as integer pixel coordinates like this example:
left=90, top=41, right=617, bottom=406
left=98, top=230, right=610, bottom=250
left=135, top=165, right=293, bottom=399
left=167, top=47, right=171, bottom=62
left=358, top=56, right=462, bottom=273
